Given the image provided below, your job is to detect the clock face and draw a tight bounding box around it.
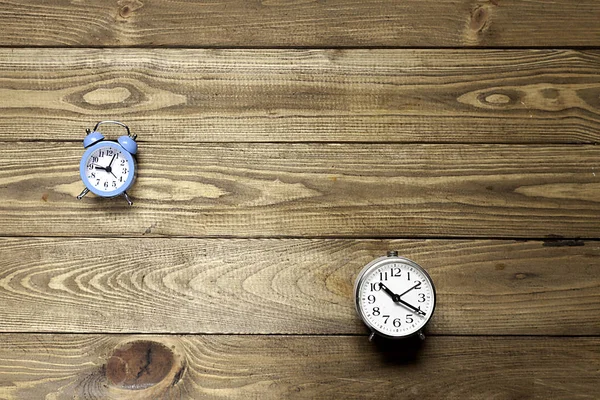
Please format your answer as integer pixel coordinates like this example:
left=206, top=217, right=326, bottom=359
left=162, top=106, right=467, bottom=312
left=355, top=257, right=435, bottom=338
left=83, top=144, right=132, bottom=195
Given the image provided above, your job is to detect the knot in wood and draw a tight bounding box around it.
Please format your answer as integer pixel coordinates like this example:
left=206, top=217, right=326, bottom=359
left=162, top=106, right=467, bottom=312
left=106, top=341, right=174, bottom=390
left=475, top=90, right=519, bottom=108
left=470, top=5, right=491, bottom=34
left=118, top=0, right=144, bottom=18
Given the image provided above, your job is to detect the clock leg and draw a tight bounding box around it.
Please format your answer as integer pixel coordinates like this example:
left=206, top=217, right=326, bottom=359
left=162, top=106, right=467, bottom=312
left=417, top=331, right=426, bottom=341
left=76, top=188, right=90, bottom=200
left=123, top=191, right=133, bottom=206
left=368, top=332, right=376, bottom=342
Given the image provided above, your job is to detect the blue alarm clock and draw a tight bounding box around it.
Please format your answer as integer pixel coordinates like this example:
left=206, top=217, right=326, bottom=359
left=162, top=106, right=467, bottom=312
left=76, top=121, right=138, bottom=205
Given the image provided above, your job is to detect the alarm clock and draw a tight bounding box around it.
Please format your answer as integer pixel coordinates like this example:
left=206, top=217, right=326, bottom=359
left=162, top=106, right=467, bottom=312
left=76, top=120, right=137, bottom=205
left=354, top=251, right=436, bottom=341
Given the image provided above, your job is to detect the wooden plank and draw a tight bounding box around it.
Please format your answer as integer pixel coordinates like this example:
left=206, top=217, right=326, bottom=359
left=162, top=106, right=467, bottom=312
left=1, top=142, right=599, bottom=238
left=1, top=49, right=599, bottom=144
left=0, top=334, right=597, bottom=399
left=0, top=238, right=598, bottom=335
left=1, top=1, right=600, bottom=47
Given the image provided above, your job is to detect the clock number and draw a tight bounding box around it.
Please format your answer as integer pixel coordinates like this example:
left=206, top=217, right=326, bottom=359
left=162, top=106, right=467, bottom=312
left=96, top=179, right=100, bottom=186
left=119, top=176, right=123, bottom=183
left=414, top=281, right=422, bottom=289
left=370, top=283, right=381, bottom=292
left=418, top=293, right=425, bottom=303
left=391, top=268, right=401, bottom=277
left=372, top=307, right=380, bottom=316
left=379, top=271, right=388, bottom=281
left=104, top=181, right=109, bottom=188
left=407, top=272, right=411, bottom=280
left=367, top=295, right=376, bottom=304
left=98, top=150, right=105, bottom=157
left=106, top=149, right=113, bottom=156
left=91, top=156, right=98, bottom=163
left=382, top=315, right=390, bottom=324
left=405, top=314, right=414, bottom=324
left=87, top=164, right=93, bottom=170
left=112, top=181, right=117, bottom=188
left=90, top=172, right=96, bottom=178
left=122, top=168, right=128, bottom=174
left=121, top=159, right=125, bottom=165
left=393, top=318, right=401, bottom=327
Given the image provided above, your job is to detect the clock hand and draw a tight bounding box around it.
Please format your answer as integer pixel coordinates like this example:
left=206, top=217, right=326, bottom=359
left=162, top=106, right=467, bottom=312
left=108, top=154, right=116, bottom=168
left=94, top=164, right=117, bottom=179
left=398, top=282, right=421, bottom=298
left=379, top=283, right=426, bottom=316
left=378, top=283, right=401, bottom=302
left=396, top=299, right=426, bottom=316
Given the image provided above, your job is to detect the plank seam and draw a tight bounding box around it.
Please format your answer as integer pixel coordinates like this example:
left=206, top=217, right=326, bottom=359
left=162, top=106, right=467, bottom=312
left=0, top=332, right=597, bottom=338
left=1, top=45, right=600, bottom=50
left=0, top=234, right=597, bottom=241
left=3, top=141, right=600, bottom=147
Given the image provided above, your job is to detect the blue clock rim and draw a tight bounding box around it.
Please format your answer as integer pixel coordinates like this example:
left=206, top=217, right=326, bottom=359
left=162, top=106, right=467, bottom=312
left=79, top=141, right=136, bottom=198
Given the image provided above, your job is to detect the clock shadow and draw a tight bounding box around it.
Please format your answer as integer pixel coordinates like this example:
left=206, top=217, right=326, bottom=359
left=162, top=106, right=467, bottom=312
left=371, top=334, right=426, bottom=366
left=81, top=194, right=134, bottom=208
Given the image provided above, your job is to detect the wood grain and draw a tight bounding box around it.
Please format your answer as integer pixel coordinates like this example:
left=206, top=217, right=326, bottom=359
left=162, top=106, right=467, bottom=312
left=1, top=238, right=598, bottom=335
left=0, top=0, right=600, bottom=47
left=1, top=142, right=599, bottom=238
left=0, top=49, right=599, bottom=144
left=0, top=334, right=598, bottom=399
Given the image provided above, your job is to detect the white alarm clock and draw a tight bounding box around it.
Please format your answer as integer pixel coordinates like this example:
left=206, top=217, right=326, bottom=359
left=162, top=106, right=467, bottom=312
left=76, top=121, right=138, bottom=205
left=354, top=251, right=436, bottom=341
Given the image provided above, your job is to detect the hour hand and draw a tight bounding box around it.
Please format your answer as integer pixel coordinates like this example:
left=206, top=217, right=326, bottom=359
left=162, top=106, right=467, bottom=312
left=94, top=165, right=107, bottom=170
left=378, top=283, right=400, bottom=302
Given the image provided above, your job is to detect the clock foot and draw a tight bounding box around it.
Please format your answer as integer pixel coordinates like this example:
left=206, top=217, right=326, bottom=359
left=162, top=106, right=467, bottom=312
left=123, top=191, right=133, bottom=206
left=417, top=331, right=425, bottom=341
left=368, top=332, right=376, bottom=342
left=77, top=188, right=90, bottom=200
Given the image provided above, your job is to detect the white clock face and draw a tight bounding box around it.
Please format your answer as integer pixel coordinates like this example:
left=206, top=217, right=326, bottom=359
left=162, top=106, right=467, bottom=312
left=356, top=258, right=435, bottom=338
left=84, top=145, right=131, bottom=193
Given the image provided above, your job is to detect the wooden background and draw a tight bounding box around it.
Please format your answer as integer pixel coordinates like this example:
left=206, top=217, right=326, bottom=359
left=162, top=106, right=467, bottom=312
left=0, top=1, right=599, bottom=399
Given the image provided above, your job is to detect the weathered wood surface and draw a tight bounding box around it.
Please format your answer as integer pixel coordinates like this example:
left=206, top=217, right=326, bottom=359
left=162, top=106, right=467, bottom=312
left=0, top=49, right=599, bottom=144
left=0, top=238, right=598, bottom=335
left=1, top=1, right=599, bottom=396
left=0, top=334, right=598, bottom=399
left=1, top=142, right=599, bottom=238
left=1, top=0, right=600, bottom=48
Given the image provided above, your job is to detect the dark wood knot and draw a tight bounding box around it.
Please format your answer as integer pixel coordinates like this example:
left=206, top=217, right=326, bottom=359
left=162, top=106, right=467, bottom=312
left=470, top=6, right=490, bottom=34
left=106, top=341, right=175, bottom=390
left=118, top=0, right=144, bottom=19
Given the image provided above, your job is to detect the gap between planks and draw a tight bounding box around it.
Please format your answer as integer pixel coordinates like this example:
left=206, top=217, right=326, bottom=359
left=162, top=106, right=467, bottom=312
left=0, top=332, right=598, bottom=338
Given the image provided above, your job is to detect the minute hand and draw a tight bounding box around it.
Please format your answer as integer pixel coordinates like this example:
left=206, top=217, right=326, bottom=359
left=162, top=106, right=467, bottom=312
left=397, top=298, right=425, bottom=316
left=379, top=283, right=425, bottom=316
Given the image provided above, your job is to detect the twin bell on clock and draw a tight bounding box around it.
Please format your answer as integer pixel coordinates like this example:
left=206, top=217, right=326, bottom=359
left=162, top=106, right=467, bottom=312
left=76, top=121, right=138, bottom=205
